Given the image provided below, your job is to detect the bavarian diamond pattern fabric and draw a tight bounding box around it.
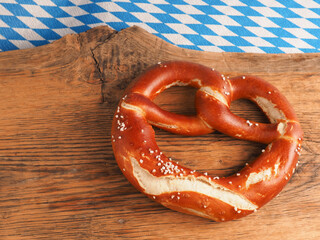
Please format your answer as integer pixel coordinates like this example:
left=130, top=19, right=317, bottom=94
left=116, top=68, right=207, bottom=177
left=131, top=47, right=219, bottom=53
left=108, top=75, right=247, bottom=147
left=1, top=0, right=320, bottom=53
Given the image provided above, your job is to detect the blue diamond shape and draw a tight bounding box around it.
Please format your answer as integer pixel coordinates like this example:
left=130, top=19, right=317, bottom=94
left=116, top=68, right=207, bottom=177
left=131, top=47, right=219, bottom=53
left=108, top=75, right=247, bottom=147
left=231, top=16, right=259, bottom=27
left=269, top=18, right=299, bottom=28
left=29, top=39, right=50, bottom=47
left=156, top=4, right=184, bottom=14
left=151, top=13, right=180, bottom=23
left=267, top=27, right=296, bottom=38
left=202, top=0, right=227, bottom=6
left=273, top=7, right=302, bottom=18
left=225, top=26, right=256, bottom=37
left=192, top=15, right=220, bottom=24
left=71, top=25, right=90, bottom=33
left=185, top=34, right=216, bottom=45
left=15, top=0, right=37, bottom=4
left=33, top=28, right=62, bottom=40
left=0, top=39, right=19, bottom=51
left=107, top=22, right=129, bottom=31
left=50, top=0, right=75, bottom=7
left=225, top=36, right=254, bottom=46
left=112, top=12, right=141, bottom=23
left=235, top=6, right=263, bottom=16
left=220, top=46, right=243, bottom=52
left=197, top=5, right=224, bottom=15
left=266, top=37, right=295, bottom=48
left=1, top=3, right=33, bottom=16
left=277, top=0, right=304, bottom=8
left=42, top=6, right=71, bottom=18
left=148, top=23, right=177, bottom=33
left=38, top=17, right=68, bottom=29
left=80, top=4, right=109, bottom=14
left=259, top=47, right=281, bottom=54
left=0, top=27, right=26, bottom=40
left=188, top=24, right=217, bottom=35
left=117, top=2, right=145, bottom=13
left=307, top=19, right=320, bottom=28
left=0, top=15, right=29, bottom=28
left=76, top=14, right=103, bottom=25
left=304, top=39, right=320, bottom=49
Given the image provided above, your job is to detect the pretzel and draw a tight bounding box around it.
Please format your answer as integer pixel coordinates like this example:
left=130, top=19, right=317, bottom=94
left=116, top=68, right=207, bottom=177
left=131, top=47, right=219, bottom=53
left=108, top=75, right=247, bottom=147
left=111, top=61, right=303, bottom=222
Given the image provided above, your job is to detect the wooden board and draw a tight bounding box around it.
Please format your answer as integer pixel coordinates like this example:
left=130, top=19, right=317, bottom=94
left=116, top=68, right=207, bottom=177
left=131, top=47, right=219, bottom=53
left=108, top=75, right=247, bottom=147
left=0, top=26, right=319, bottom=240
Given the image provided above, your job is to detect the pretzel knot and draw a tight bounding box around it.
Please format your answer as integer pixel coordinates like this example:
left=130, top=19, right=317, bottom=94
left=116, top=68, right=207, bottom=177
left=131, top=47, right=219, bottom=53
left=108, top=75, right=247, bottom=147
left=111, top=61, right=303, bottom=222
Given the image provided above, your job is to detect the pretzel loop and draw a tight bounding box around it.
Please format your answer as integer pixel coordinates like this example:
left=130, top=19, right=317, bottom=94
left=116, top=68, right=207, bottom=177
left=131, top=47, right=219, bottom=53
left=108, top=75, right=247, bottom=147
left=111, top=61, right=303, bottom=222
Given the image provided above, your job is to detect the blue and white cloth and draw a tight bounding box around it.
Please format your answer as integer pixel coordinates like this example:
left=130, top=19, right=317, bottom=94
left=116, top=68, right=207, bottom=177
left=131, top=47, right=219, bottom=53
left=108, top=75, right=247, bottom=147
left=1, top=0, right=320, bottom=53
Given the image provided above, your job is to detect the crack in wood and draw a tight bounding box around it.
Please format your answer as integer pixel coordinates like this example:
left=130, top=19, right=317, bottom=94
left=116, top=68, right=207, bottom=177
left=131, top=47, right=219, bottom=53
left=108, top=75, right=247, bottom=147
left=90, top=48, right=106, bottom=103
left=88, top=29, right=121, bottom=103
left=91, top=30, right=118, bottom=52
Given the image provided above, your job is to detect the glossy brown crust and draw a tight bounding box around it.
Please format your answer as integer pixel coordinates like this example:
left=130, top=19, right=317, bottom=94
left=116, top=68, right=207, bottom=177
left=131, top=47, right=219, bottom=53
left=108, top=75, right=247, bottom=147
left=111, top=61, right=303, bottom=222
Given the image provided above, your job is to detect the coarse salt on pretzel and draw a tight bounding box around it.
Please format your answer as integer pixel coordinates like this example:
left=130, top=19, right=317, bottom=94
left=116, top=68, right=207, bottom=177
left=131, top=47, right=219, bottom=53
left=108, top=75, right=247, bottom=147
left=111, top=61, right=303, bottom=222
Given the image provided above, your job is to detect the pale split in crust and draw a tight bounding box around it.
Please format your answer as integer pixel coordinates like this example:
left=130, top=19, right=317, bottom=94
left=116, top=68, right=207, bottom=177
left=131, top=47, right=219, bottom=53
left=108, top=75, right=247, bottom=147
left=111, top=61, right=303, bottom=222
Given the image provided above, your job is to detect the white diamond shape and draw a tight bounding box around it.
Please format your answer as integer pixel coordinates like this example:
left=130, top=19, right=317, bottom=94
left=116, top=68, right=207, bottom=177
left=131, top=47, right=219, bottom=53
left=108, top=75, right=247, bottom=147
left=58, top=17, right=85, bottom=27
left=183, top=0, right=208, bottom=5
left=284, top=28, right=317, bottom=39
left=248, top=16, right=280, bottom=28
left=290, top=8, right=320, bottom=19
left=173, top=4, right=205, bottom=15
left=135, top=3, right=165, bottom=13
left=97, top=2, right=126, bottom=12
left=279, top=47, right=303, bottom=53
left=148, top=0, right=169, bottom=4
left=162, top=34, right=194, bottom=45
left=33, top=0, right=56, bottom=6
left=0, top=0, right=18, bottom=3
left=282, top=38, right=314, bottom=49
left=293, top=0, right=320, bottom=8
left=9, top=40, right=34, bottom=49
left=131, top=12, right=161, bottom=23
left=53, top=28, right=76, bottom=37
left=221, top=0, right=246, bottom=6
left=0, top=34, right=5, bottom=39
left=166, top=23, right=197, bottom=34
left=242, top=37, right=274, bottom=47
left=288, top=18, right=319, bottom=29
left=0, top=5, right=13, bottom=15
left=69, top=0, right=92, bottom=5
left=198, top=45, right=224, bottom=52
left=60, top=7, right=89, bottom=16
left=17, top=16, right=49, bottom=29
left=245, top=27, right=277, bottom=38
left=0, top=19, right=9, bottom=28
left=93, top=12, right=122, bottom=22
left=251, top=7, right=283, bottom=18
left=170, top=14, right=200, bottom=24
left=210, top=15, right=241, bottom=26
left=88, top=23, right=107, bottom=28
left=21, top=4, right=53, bottom=18
left=127, top=22, right=158, bottom=34
left=12, top=28, right=45, bottom=40
left=256, top=0, right=285, bottom=8
left=202, top=35, right=234, bottom=46
left=215, top=6, right=244, bottom=16
left=206, top=24, right=237, bottom=36
left=238, top=46, right=266, bottom=53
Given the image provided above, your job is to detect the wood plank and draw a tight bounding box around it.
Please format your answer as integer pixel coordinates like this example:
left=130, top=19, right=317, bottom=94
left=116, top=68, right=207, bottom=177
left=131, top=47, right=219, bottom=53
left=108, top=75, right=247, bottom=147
left=0, top=26, right=319, bottom=239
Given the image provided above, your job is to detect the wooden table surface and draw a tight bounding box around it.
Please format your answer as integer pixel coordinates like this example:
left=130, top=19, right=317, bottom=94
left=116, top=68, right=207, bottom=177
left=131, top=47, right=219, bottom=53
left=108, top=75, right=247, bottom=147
left=0, top=26, right=319, bottom=240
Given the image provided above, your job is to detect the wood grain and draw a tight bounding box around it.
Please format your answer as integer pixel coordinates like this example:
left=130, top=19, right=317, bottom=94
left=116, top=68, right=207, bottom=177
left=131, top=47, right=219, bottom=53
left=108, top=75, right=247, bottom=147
left=0, top=26, right=319, bottom=240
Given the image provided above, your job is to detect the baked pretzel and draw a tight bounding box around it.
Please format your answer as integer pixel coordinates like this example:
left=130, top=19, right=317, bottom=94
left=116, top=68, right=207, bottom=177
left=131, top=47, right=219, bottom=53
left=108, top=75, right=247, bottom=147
left=111, top=61, right=303, bottom=222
